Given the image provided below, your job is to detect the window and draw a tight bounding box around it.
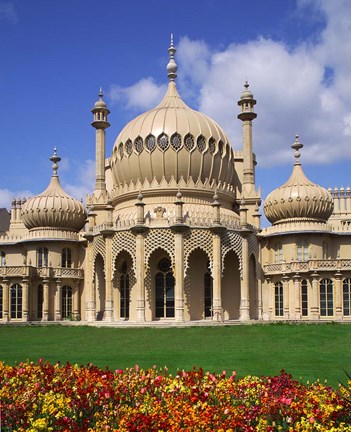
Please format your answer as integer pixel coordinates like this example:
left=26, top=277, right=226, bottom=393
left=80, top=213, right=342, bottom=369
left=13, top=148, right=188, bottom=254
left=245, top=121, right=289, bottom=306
left=61, top=248, right=72, bottom=268
left=320, top=278, right=333, bottom=316
left=275, top=282, right=284, bottom=317
left=120, top=261, right=130, bottom=319
left=37, top=284, right=43, bottom=319
left=274, top=241, right=283, bottom=263
left=204, top=271, right=213, bottom=318
left=155, top=258, right=174, bottom=318
left=10, top=284, right=22, bottom=319
left=61, top=285, right=72, bottom=319
left=297, top=241, right=309, bottom=261
left=0, top=251, right=5, bottom=266
left=322, top=241, right=329, bottom=259
left=343, top=278, right=351, bottom=316
left=0, top=285, right=2, bottom=319
left=37, top=247, right=48, bottom=268
left=301, top=279, right=308, bottom=316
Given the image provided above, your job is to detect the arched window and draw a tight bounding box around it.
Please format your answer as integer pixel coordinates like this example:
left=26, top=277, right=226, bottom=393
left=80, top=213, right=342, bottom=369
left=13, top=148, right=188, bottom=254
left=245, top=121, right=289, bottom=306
left=37, top=284, right=43, bottom=319
left=204, top=271, right=213, bottom=318
left=322, top=241, right=329, bottom=259
left=297, top=241, right=309, bottom=261
left=0, top=285, right=3, bottom=319
left=0, top=251, right=5, bottom=266
left=301, top=279, right=308, bottom=316
left=120, top=261, right=130, bottom=319
left=61, top=248, right=72, bottom=268
left=10, top=284, right=22, bottom=319
left=275, top=282, right=283, bottom=316
left=274, top=241, right=283, bottom=263
left=37, top=247, right=48, bottom=268
left=62, top=286, right=72, bottom=319
left=320, top=278, right=333, bottom=317
left=155, top=258, right=174, bottom=318
left=343, top=278, right=351, bottom=316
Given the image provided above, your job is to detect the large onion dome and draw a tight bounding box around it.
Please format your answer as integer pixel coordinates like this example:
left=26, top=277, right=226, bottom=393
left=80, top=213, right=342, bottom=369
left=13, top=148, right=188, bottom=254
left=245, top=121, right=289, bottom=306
left=264, top=136, right=333, bottom=225
left=110, top=37, right=235, bottom=189
left=21, top=149, right=86, bottom=232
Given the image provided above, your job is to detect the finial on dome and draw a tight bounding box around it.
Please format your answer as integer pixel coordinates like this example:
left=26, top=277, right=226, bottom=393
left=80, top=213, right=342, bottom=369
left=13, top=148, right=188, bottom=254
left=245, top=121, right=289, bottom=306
left=99, top=86, right=103, bottom=99
left=167, top=33, right=177, bottom=81
left=49, top=147, right=61, bottom=176
left=291, top=134, right=303, bottom=165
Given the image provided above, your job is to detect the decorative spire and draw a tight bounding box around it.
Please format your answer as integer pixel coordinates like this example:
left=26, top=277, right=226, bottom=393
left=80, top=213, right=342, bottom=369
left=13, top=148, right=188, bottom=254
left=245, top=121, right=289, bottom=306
left=99, top=86, right=103, bottom=99
left=291, top=134, right=303, bottom=165
left=49, top=147, right=61, bottom=176
left=167, top=33, right=177, bottom=81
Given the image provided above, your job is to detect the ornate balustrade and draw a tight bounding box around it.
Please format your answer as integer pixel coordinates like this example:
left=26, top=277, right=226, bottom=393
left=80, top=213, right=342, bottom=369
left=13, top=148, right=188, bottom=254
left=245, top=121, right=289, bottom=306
left=0, top=266, right=83, bottom=280
left=264, top=259, right=351, bottom=275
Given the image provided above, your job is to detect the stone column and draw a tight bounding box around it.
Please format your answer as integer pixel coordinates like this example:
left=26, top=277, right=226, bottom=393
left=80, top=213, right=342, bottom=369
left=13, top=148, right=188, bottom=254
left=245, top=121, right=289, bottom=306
left=84, top=235, right=96, bottom=322
left=42, top=279, right=49, bottom=321
left=73, top=281, right=80, bottom=320
left=311, top=272, right=320, bottom=320
left=212, top=231, right=223, bottom=321
left=22, top=278, right=29, bottom=322
left=282, top=275, right=290, bottom=319
left=55, top=280, right=62, bottom=321
left=334, top=271, right=343, bottom=320
left=240, top=233, right=250, bottom=321
left=293, top=274, right=301, bottom=320
left=104, top=234, right=114, bottom=322
left=2, top=279, right=9, bottom=322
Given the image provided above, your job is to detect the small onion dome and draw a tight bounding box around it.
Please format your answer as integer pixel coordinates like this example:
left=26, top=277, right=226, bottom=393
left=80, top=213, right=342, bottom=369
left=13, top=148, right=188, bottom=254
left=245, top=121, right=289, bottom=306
left=264, top=136, right=333, bottom=225
left=240, top=80, right=254, bottom=100
left=110, top=37, right=235, bottom=188
left=94, top=87, right=107, bottom=108
left=22, top=149, right=86, bottom=232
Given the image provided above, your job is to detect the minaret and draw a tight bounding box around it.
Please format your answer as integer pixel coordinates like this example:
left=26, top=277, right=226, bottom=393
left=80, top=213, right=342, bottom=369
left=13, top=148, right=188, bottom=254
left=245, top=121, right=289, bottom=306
left=91, top=87, right=110, bottom=195
left=237, top=81, right=257, bottom=187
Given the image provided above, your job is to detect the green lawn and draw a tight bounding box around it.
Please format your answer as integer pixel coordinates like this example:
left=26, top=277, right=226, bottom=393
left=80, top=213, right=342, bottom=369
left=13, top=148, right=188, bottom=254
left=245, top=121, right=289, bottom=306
left=1, top=323, right=350, bottom=388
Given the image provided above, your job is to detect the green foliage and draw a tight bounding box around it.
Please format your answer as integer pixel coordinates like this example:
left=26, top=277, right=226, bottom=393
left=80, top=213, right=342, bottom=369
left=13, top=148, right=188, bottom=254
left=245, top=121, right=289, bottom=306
left=0, top=323, right=350, bottom=388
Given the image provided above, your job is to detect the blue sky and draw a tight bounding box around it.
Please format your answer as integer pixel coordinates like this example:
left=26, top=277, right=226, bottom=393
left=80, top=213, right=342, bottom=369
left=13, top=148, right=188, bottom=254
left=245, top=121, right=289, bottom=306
left=0, top=0, right=351, bottom=224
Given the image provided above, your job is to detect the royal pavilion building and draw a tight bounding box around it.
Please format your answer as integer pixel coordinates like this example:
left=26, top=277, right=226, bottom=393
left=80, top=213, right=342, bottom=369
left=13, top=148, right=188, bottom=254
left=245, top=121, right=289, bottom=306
left=1, top=38, right=351, bottom=325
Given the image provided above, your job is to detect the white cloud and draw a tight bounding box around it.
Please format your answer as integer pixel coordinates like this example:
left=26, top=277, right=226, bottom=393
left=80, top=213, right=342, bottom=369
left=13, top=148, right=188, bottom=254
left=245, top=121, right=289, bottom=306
left=109, top=78, right=166, bottom=111
left=0, top=2, right=18, bottom=23
left=63, top=159, right=95, bottom=203
left=0, top=188, right=32, bottom=210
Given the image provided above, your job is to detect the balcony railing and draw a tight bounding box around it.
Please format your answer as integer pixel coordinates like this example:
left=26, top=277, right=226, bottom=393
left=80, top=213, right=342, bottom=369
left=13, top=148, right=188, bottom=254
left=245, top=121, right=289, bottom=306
left=264, top=259, right=351, bottom=275
left=0, top=266, right=83, bottom=279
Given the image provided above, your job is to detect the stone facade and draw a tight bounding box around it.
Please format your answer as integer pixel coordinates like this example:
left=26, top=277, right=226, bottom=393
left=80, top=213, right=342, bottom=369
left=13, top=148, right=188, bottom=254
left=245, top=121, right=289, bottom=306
left=1, top=38, right=350, bottom=324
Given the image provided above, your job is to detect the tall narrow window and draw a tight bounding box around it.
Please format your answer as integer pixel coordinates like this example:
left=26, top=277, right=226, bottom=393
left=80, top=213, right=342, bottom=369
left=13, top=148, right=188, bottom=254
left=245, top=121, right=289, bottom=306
left=0, top=285, right=3, bottom=319
left=320, top=278, right=333, bottom=316
left=61, top=248, right=72, bottom=268
left=274, top=241, right=283, bottom=263
left=37, top=247, right=48, bottom=268
left=120, top=261, right=130, bottom=319
left=204, top=271, right=213, bottom=318
left=155, top=258, right=175, bottom=318
left=61, top=285, right=72, bottom=319
left=275, top=282, right=284, bottom=316
left=343, top=278, right=351, bottom=316
left=301, top=279, right=308, bottom=316
left=297, top=241, right=309, bottom=261
left=322, top=241, right=329, bottom=259
left=10, top=284, right=22, bottom=319
left=37, top=284, right=43, bottom=319
left=0, top=251, right=5, bottom=266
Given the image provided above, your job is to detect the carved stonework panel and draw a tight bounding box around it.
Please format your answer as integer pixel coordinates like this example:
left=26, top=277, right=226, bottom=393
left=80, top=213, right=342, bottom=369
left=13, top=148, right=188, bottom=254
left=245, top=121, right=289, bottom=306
left=144, top=229, right=175, bottom=268
left=184, top=229, right=213, bottom=276
left=111, top=230, right=137, bottom=275
left=222, top=230, right=243, bottom=275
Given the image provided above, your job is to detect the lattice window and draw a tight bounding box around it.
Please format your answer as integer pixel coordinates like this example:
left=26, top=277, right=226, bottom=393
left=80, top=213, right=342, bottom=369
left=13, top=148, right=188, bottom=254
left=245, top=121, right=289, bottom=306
left=184, top=133, right=195, bottom=151
left=134, top=136, right=144, bottom=154
left=126, top=139, right=133, bottom=156
left=184, top=229, right=213, bottom=277
left=157, top=134, right=169, bottom=151
left=171, top=133, right=182, bottom=151
left=112, top=231, right=137, bottom=276
left=144, top=229, right=175, bottom=269
left=145, top=134, right=156, bottom=152
left=209, top=137, right=216, bottom=154
left=118, top=143, right=124, bottom=159
left=218, top=140, right=224, bottom=156
left=222, top=231, right=243, bottom=277
left=197, top=135, right=206, bottom=153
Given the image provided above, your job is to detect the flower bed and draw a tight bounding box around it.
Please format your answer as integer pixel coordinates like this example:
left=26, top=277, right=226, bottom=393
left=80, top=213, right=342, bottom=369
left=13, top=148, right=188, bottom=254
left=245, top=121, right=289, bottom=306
left=1, top=360, right=351, bottom=431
